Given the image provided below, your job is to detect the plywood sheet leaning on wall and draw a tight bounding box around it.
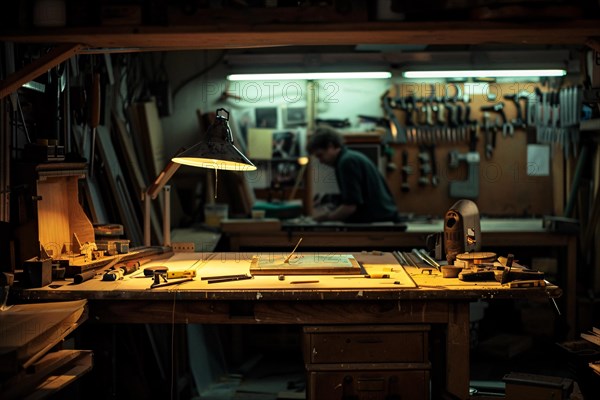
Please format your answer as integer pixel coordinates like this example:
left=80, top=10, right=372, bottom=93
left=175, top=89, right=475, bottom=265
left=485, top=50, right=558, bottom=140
left=95, top=125, right=143, bottom=246
left=112, top=111, right=162, bottom=245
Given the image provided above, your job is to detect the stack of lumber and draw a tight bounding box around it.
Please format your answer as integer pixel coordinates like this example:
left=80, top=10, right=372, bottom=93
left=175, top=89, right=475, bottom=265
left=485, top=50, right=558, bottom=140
left=0, top=300, right=91, bottom=399
left=581, top=327, right=600, bottom=377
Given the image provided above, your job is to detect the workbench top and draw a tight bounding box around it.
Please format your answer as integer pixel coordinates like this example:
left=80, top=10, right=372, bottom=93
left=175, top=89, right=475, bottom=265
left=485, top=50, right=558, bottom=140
left=405, top=218, right=545, bottom=233
left=14, top=252, right=560, bottom=302
left=226, top=217, right=546, bottom=234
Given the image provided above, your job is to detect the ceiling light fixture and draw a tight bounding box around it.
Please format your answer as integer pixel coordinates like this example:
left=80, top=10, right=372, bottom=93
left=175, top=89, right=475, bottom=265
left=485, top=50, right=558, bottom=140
left=402, top=69, right=567, bottom=79
left=227, top=72, right=392, bottom=81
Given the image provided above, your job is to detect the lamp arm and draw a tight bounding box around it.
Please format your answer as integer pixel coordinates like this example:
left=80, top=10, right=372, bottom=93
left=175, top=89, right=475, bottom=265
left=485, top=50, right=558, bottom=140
left=143, top=149, right=185, bottom=247
left=146, top=160, right=182, bottom=199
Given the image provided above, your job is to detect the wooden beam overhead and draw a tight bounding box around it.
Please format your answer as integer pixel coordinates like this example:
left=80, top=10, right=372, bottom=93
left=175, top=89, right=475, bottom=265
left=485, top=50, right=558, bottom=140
left=0, top=43, right=83, bottom=100
left=1, top=21, right=599, bottom=52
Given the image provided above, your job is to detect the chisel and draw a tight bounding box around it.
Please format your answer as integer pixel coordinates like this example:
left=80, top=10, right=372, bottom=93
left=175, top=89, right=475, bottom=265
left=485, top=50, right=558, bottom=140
left=412, top=248, right=439, bottom=270
left=334, top=273, right=390, bottom=279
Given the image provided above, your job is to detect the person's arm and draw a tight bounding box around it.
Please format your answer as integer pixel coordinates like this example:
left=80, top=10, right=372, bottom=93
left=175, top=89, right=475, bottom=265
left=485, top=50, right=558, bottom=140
left=314, top=204, right=357, bottom=222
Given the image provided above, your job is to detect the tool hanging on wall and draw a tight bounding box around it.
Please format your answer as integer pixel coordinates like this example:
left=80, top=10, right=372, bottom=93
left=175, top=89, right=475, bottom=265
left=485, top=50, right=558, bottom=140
left=428, top=144, right=439, bottom=186
left=531, top=86, right=581, bottom=158
left=417, top=145, right=431, bottom=186
left=482, top=112, right=495, bottom=159
left=481, top=102, right=514, bottom=137
left=386, top=83, right=480, bottom=146
left=448, top=128, right=480, bottom=199
left=382, top=91, right=407, bottom=143
left=503, top=93, right=527, bottom=129
left=400, top=149, right=412, bottom=193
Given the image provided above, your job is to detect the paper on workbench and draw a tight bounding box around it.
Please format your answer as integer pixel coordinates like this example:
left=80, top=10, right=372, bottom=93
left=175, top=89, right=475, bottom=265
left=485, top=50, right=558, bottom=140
left=250, top=253, right=362, bottom=275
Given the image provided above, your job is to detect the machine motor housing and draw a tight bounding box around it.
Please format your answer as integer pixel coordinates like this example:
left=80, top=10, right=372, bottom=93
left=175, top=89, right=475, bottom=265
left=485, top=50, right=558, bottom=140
left=444, top=199, right=481, bottom=264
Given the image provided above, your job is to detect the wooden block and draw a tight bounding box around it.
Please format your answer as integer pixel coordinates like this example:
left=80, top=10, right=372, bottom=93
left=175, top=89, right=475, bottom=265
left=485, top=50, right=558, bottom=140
left=503, top=372, right=573, bottom=400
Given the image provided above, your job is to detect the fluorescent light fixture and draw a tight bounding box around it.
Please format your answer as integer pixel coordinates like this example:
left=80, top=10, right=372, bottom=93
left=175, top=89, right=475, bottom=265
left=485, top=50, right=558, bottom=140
left=227, top=71, right=392, bottom=81
left=402, top=69, right=566, bottom=79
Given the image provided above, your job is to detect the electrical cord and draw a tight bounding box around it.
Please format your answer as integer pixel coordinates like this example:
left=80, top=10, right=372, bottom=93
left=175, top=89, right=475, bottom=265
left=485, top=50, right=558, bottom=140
left=171, top=289, right=176, bottom=400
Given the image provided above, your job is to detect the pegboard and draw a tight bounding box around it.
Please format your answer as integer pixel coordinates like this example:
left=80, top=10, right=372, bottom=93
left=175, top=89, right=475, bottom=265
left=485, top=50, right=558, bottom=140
left=382, top=82, right=560, bottom=217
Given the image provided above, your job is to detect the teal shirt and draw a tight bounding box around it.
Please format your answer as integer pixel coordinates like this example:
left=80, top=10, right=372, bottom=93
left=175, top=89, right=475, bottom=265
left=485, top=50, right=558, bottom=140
left=334, top=147, right=399, bottom=223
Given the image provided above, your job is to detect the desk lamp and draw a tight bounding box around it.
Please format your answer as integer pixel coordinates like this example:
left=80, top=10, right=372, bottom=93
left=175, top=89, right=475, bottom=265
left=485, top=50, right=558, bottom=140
left=143, top=108, right=256, bottom=246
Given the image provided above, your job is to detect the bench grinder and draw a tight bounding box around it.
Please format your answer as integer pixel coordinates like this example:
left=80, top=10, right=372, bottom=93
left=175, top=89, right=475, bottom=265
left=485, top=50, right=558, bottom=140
left=444, top=199, right=481, bottom=264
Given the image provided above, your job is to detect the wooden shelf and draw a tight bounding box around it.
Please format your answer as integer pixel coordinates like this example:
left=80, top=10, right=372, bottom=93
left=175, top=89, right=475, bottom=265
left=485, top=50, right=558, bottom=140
left=1, top=20, right=600, bottom=51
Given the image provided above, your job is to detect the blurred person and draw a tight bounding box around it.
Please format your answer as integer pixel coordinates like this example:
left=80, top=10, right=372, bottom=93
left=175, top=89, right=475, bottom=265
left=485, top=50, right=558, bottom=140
left=307, top=125, right=400, bottom=223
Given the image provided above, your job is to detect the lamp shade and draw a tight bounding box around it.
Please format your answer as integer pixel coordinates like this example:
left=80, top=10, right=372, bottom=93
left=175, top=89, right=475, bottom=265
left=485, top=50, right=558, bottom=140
left=172, top=108, right=257, bottom=171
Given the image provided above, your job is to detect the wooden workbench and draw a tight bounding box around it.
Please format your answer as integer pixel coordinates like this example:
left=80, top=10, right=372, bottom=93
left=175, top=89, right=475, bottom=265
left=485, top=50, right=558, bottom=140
left=15, top=251, right=560, bottom=400
left=222, top=218, right=577, bottom=339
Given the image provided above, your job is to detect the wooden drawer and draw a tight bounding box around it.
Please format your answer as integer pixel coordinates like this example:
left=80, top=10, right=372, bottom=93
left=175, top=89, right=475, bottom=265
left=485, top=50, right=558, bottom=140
left=304, top=325, right=429, bottom=364
left=308, top=370, right=430, bottom=400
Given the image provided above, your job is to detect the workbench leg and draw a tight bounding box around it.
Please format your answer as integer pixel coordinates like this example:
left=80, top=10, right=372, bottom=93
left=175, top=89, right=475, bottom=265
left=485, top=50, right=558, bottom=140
left=446, top=302, right=470, bottom=400
left=567, top=235, right=577, bottom=339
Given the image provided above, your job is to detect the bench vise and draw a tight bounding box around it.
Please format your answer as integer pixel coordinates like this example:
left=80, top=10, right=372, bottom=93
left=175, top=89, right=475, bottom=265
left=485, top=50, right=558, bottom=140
left=448, top=150, right=480, bottom=199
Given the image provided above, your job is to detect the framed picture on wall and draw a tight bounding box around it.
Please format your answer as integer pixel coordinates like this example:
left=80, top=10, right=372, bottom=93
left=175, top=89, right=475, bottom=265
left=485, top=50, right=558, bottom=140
left=255, top=107, right=278, bottom=129
left=272, top=130, right=300, bottom=159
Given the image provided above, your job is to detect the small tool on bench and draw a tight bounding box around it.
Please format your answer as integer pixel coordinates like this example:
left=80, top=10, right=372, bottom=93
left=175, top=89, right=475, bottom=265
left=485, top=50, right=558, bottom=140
left=509, top=280, right=546, bottom=288
left=148, top=267, right=195, bottom=289
left=102, top=260, right=143, bottom=281
left=284, top=237, right=303, bottom=263
left=499, top=253, right=545, bottom=284
left=206, top=274, right=253, bottom=284
left=334, top=273, right=390, bottom=279
left=501, top=253, right=515, bottom=284
left=149, top=277, right=194, bottom=289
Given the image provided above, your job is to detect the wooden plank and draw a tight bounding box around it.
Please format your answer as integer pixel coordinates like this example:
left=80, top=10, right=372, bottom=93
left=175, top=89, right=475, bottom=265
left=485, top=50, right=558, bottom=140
left=0, top=21, right=599, bottom=49
left=95, top=125, right=143, bottom=246
left=112, top=113, right=146, bottom=190
left=0, top=300, right=87, bottom=374
left=0, top=350, right=90, bottom=400
left=112, top=111, right=162, bottom=243
left=0, top=44, right=82, bottom=99
left=130, top=100, right=166, bottom=223
left=63, top=244, right=172, bottom=276
left=23, top=354, right=93, bottom=400
left=138, top=99, right=166, bottom=181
